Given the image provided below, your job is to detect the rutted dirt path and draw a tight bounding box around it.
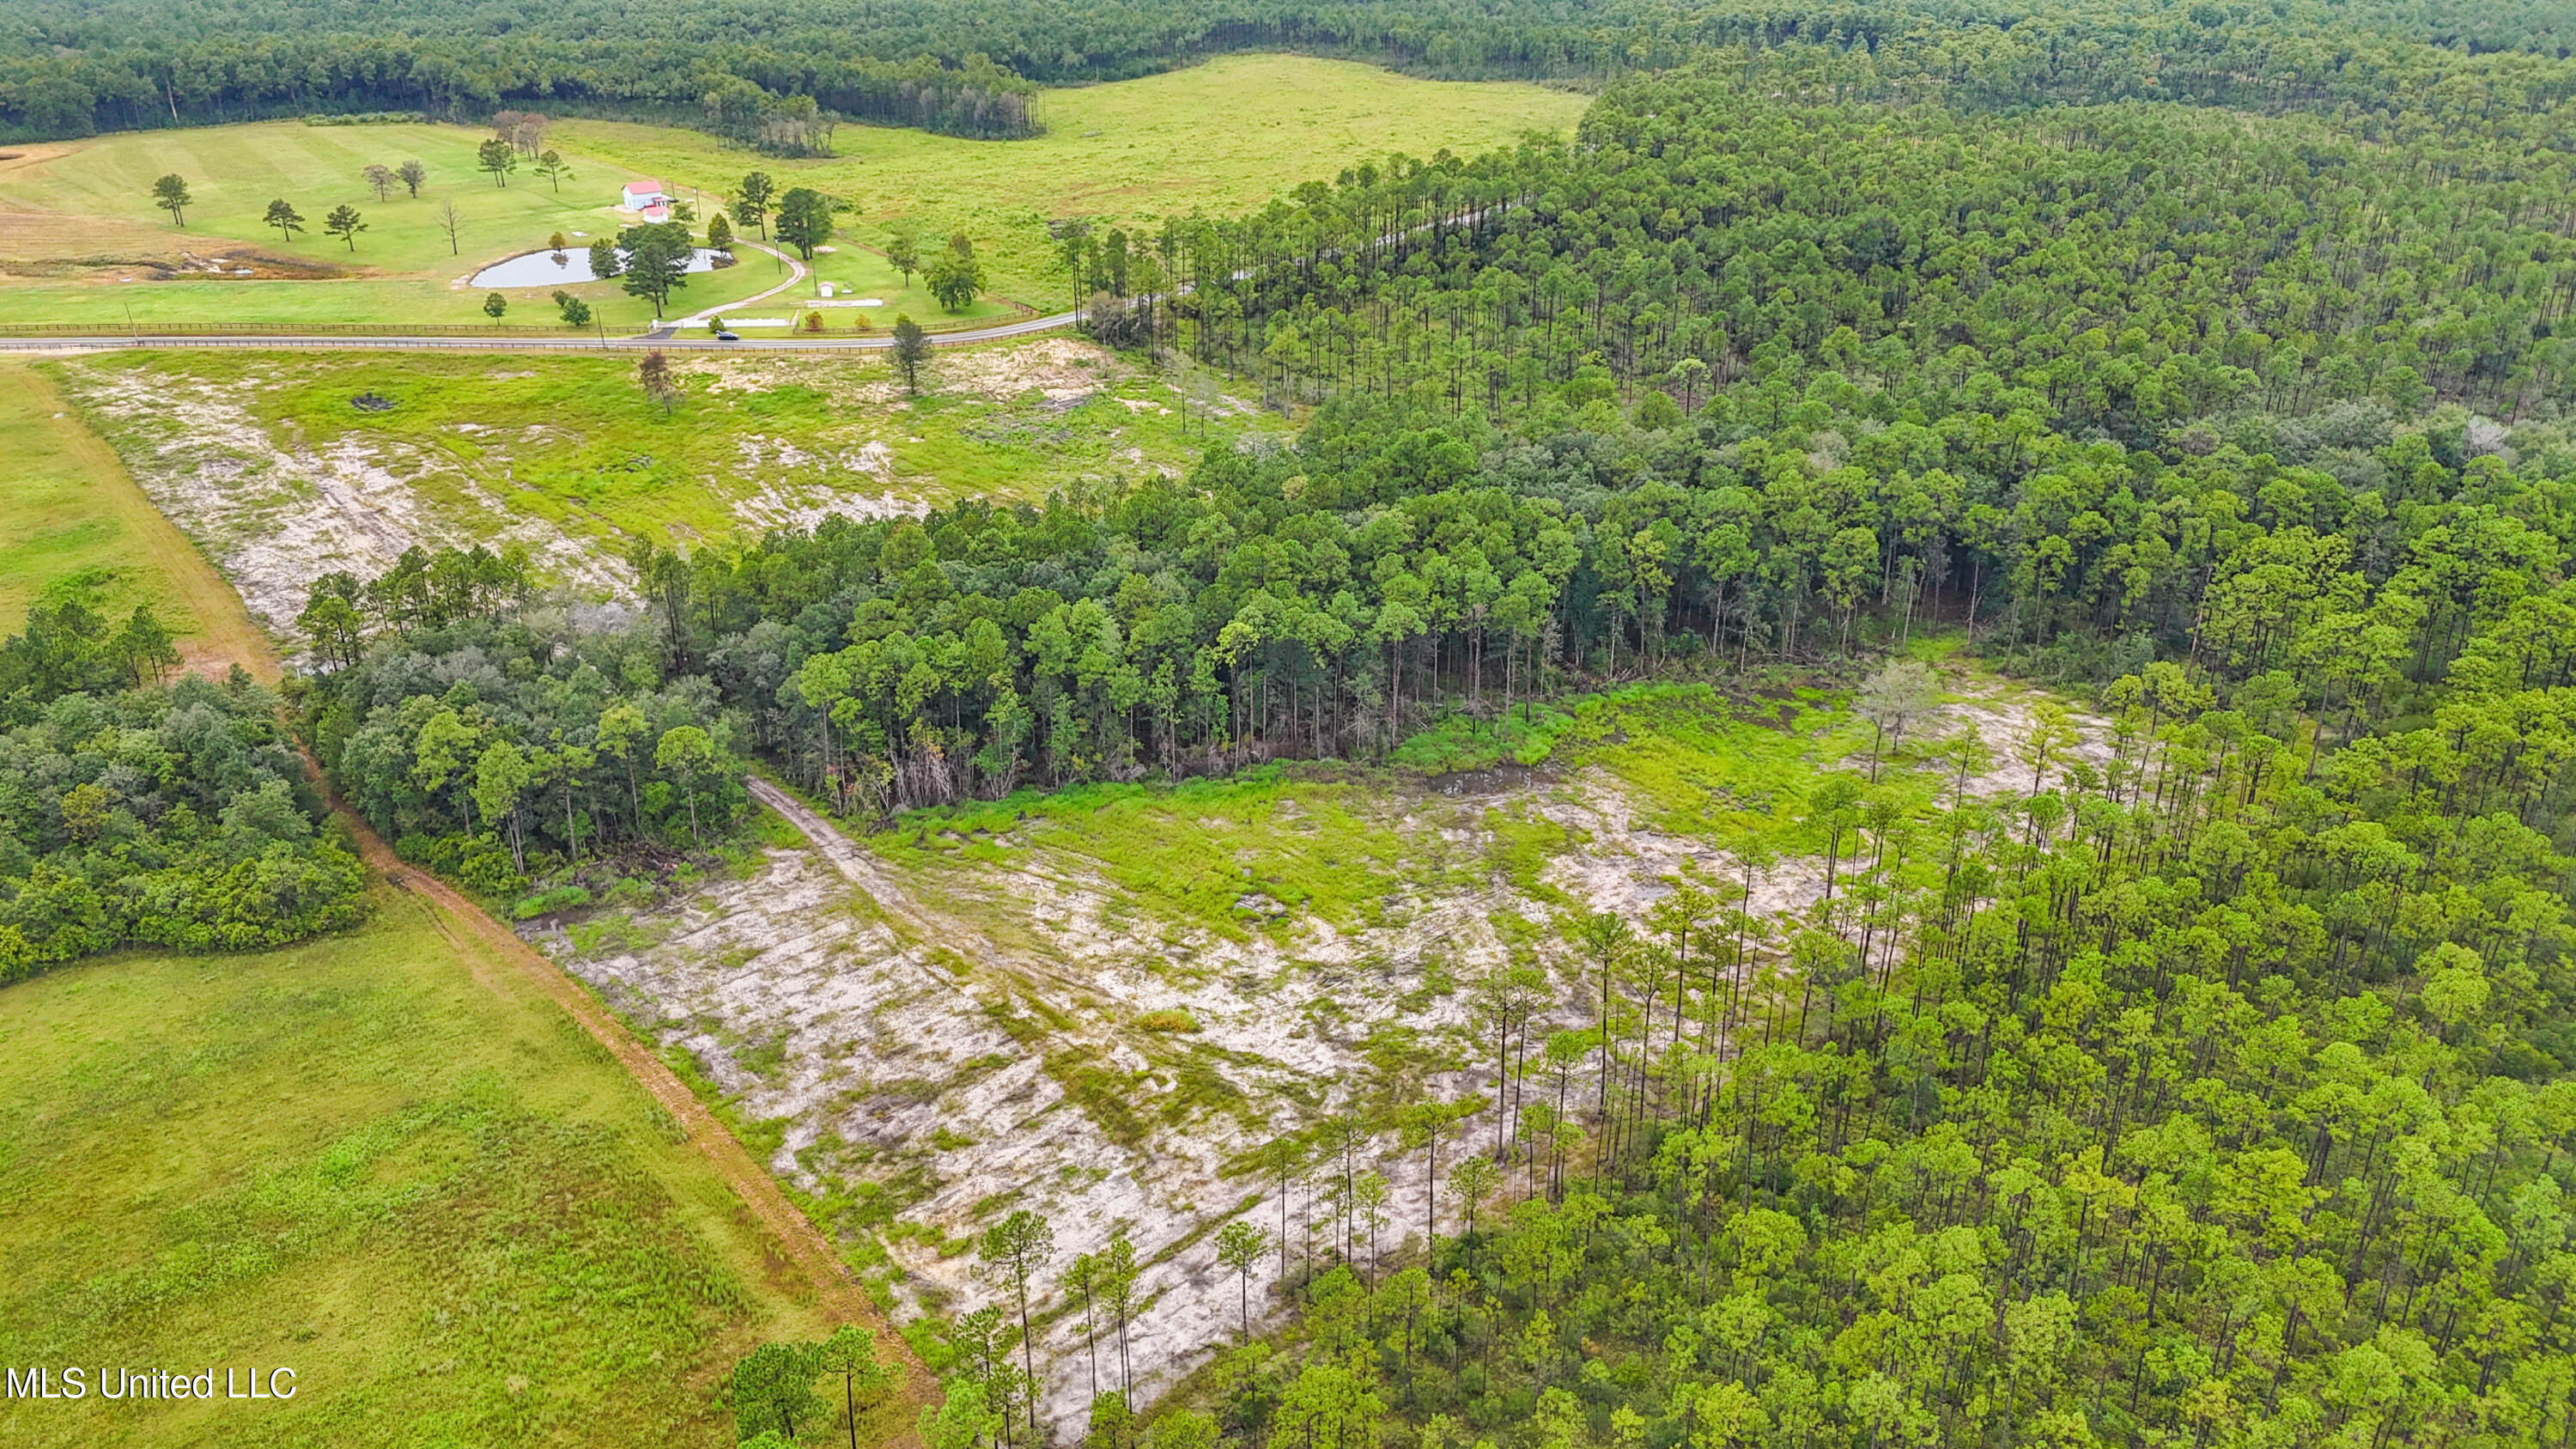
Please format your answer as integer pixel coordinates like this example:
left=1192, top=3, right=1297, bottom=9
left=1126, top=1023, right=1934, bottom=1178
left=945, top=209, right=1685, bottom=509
left=750, top=773, right=1106, bottom=1004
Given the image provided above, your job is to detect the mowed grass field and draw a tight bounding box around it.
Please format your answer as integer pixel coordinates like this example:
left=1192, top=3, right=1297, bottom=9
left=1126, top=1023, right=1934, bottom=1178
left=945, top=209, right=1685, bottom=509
left=0, top=57, right=1586, bottom=325
left=0, top=121, right=790, bottom=329
left=683, top=242, right=1023, bottom=335
left=567, top=54, right=1590, bottom=305
left=0, top=898, right=841, bottom=1449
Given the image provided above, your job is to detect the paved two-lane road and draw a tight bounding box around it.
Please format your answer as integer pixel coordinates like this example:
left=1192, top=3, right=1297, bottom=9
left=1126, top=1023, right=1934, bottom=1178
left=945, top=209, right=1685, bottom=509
left=0, top=309, right=1079, bottom=355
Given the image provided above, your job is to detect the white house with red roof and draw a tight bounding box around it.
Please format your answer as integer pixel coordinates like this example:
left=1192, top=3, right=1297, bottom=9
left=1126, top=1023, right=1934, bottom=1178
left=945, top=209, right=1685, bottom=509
left=620, top=179, right=671, bottom=222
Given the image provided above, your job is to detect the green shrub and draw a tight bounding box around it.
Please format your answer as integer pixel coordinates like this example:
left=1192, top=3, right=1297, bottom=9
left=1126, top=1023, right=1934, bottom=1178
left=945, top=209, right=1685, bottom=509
left=453, top=837, right=526, bottom=898
left=394, top=831, right=454, bottom=869
left=300, top=111, right=425, bottom=125
left=601, top=875, right=656, bottom=907
left=511, top=884, right=594, bottom=919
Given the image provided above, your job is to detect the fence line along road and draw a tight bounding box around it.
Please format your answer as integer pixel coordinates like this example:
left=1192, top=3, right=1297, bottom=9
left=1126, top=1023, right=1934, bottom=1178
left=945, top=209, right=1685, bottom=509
left=0, top=308, right=1079, bottom=354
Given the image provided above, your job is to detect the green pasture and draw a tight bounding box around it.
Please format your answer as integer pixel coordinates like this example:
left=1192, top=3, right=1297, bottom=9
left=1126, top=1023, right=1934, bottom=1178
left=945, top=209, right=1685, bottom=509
left=0, top=360, right=283, bottom=671
left=0, top=120, right=784, bottom=329
left=697, top=244, right=1022, bottom=333
left=0, top=59, right=1583, bottom=326
left=0, top=119, right=616, bottom=273
left=557, top=55, right=1591, bottom=307
left=0, top=362, right=198, bottom=633
left=0, top=271, right=793, bottom=330
left=0, top=890, right=835, bottom=1448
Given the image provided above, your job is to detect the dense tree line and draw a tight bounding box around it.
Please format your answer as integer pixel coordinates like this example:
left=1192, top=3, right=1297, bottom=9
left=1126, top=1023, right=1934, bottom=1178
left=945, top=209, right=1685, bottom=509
left=0, top=603, right=367, bottom=981
left=538, top=330, right=2572, bottom=825
left=1110, top=80, right=2576, bottom=445
left=0, top=19, right=1041, bottom=144
left=21, top=0, right=2576, bottom=143
left=292, top=545, right=756, bottom=908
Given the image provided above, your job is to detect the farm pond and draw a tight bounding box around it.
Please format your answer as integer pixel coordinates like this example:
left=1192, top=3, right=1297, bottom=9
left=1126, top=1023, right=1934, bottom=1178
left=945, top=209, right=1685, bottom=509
left=470, top=247, right=731, bottom=288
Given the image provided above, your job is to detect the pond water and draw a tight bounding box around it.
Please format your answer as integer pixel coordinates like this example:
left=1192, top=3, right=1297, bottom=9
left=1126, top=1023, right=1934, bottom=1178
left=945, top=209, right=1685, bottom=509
left=469, top=247, right=729, bottom=289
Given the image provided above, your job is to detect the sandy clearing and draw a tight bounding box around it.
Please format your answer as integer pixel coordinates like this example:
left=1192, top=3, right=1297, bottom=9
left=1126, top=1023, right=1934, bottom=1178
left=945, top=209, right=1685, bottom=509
left=532, top=762, right=1821, bottom=1434
left=52, top=367, right=627, bottom=636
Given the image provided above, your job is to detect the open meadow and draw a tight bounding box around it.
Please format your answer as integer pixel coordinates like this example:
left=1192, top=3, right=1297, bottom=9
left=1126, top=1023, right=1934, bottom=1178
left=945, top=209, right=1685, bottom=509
left=562, top=54, right=1590, bottom=306
left=0, top=896, right=855, bottom=1449
left=0, top=120, right=809, bottom=331
left=0, top=57, right=1586, bottom=326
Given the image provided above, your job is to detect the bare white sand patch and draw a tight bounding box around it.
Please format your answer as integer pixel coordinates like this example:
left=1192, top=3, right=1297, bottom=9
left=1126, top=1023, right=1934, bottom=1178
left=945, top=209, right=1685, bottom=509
left=1526, top=765, right=1826, bottom=920
left=55, top=366, right=626, bottom=635
left=531, top=756, right=1823, bottom=1434
left=686, top=339, right=1130, bottom=410
left=731, top=478, right=930, bottom=532
left=933, top=337, right=1123, bottom=405
left=738, top=433, right=821, bottom=471
left=1923, top=670, right=2117, bottom=797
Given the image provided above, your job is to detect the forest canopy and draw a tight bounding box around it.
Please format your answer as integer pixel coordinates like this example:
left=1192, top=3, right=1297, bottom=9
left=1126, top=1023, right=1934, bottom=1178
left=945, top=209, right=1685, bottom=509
left=17, top=0, right=2576, bottom=143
